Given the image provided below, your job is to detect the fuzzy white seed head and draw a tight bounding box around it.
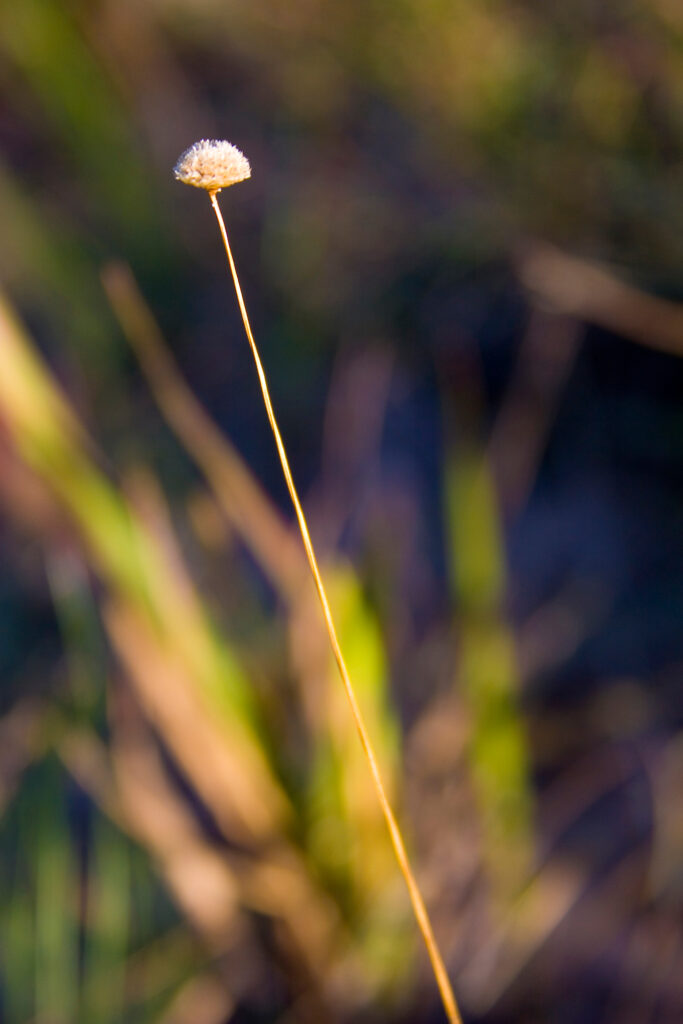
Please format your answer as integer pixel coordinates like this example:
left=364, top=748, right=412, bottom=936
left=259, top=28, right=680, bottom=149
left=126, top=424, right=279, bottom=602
left=173, top=139, right=251, bottom=192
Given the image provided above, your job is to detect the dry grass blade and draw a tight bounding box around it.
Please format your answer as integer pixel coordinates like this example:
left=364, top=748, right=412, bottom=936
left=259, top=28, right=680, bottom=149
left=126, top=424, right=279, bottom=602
left=518, top=242, right=683, bottom=356
left=488, top=309, right=582, bottom=515
left=104, top=596, right=284, bottom=844
left=101, top=262, right=306, bottom=601
left=203, top=181, right=462, bottom=1024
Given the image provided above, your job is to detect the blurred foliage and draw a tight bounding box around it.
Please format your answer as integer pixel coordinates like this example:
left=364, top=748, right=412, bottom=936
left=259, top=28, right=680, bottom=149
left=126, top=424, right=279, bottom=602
left=0, top=0, right=682, bottom=1021
left=444, top=442, right=532, bottom=899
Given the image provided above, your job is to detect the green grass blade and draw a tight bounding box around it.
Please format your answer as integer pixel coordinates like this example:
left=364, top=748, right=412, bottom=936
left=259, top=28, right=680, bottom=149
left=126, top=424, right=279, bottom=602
left=81, top=817, right=130, bottom=1024
left=445, top=444, right=533, bottom=899
left=33, top=767, right=79, bottom=1024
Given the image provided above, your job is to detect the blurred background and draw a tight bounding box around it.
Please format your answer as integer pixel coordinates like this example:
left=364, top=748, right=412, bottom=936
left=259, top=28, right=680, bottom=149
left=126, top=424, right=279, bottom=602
left=0, top=1, right=682, bottom=1021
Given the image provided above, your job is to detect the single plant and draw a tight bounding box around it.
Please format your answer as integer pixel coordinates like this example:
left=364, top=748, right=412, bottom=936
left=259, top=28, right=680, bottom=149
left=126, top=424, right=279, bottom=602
left=174, top=138, right=462, bottom=1024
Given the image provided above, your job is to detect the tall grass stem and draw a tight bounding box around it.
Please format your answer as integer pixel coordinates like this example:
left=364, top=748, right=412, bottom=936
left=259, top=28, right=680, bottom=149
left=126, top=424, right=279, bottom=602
left=208, top=189, right=462, bottom=1024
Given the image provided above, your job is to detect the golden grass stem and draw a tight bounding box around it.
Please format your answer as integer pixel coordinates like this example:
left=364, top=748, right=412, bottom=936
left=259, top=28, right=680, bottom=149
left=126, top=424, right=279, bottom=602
left=209, top=189, right=462, bottom=1024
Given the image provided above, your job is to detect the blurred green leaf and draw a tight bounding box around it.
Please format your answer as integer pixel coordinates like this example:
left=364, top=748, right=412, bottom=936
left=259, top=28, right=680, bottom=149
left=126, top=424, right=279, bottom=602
left=82, top=818, right=129, bottom=1024
left=445, top=444, right=533, bottom=898
left=33, top=765, right=79, bottom=1024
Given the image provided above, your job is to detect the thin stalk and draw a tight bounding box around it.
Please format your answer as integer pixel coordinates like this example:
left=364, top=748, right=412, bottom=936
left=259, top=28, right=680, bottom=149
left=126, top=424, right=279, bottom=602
left=209, top=189, right=462, bottom=1024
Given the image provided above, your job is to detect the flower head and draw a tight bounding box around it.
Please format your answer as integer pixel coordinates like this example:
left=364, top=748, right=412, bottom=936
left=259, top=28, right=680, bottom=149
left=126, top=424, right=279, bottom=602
left=173, top=139, right=251, bottom=192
